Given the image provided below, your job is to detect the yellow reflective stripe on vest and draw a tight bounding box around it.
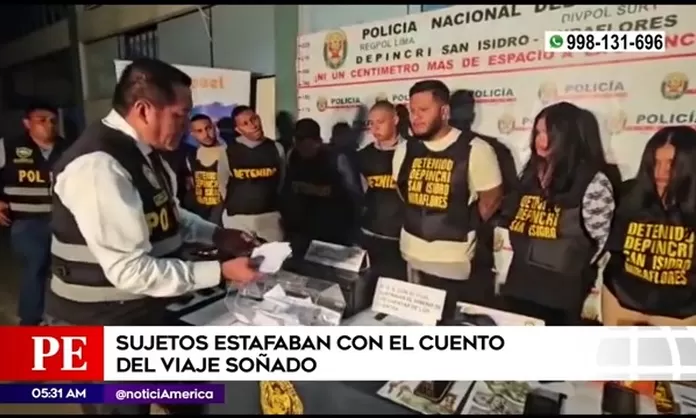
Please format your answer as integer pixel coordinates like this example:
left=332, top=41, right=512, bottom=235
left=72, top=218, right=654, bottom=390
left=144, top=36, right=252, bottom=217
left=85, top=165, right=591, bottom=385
left=51, top=234, right=183, bottom=263
left=3, top=186, right=51, bottom=196
left=50, top=275, right=146, bottom=303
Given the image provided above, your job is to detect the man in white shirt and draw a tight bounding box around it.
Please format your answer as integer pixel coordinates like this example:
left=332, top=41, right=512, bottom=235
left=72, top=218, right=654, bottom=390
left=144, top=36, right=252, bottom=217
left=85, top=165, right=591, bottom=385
left=46, top=58, right=259, bottom=414
left=393, top=80, right=504, bottom=319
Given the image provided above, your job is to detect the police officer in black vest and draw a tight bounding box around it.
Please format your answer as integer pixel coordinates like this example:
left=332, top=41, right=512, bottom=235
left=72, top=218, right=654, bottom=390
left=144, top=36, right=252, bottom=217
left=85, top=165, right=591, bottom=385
left=46, top=58, right=260, bottom=415
left=220, top=106, right=285, bottom=242
left=0, top=103, right=70, bottom=325
left=357, top=100, right=406, bottom=280
left=499, top=102, right=616, bottom=325
left=283, top=118, right=363, bottom=250
left=184, top=113, right=225, bottom=223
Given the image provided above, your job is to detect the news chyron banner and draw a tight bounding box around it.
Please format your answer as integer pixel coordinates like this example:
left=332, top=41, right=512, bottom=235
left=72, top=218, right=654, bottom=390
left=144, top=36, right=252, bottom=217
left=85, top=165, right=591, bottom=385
left=114, top=60, right=251, bottom=147
left=296, top=5, right=696, bottom=179
left=3, top=326, right=696, bottom=382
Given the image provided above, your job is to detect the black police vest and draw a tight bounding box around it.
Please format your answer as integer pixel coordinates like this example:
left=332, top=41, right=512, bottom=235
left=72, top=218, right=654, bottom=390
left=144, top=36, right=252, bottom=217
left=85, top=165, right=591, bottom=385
left=396, top=135, right=472, bottom=242
left=604, top=206, right=696, bottom=319
left=502, top=166, right=598, bottom=313
left=225, top=140, right=281, bottom=215
left=1, top=135, right=69, bottom=220
left=357, top=143, right=402, bottom=238
left=286, top=147, right=353, bottom=233
left=47, top=122, right=182, bottom=325
left=187, top=146, right=222, bottom=207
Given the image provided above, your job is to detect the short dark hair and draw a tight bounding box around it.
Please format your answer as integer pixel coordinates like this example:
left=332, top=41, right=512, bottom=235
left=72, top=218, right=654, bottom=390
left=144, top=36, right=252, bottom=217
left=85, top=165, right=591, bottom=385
left=231, top=105, right=254, bottom=122
left=295, top=118, right=321, bottom=141
left=409, top=80, right=450, bottom=103
left=112, top=58, right=192, bottom=115
left=190, top=113, right=211, bottom=123
left=24, top=102, right=57, bottom=118
left=370, top=100, right=395, bottom=113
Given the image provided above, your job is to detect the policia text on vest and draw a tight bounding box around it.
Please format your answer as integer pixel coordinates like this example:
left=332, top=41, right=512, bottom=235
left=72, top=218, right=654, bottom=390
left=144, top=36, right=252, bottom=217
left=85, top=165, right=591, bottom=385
left=2, top=138, right=68, bottom=217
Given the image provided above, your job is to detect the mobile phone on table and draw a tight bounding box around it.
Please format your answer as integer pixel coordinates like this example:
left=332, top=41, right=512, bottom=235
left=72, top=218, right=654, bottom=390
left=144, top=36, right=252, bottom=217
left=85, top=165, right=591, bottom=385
left=413, top=381, right=453, bottom=403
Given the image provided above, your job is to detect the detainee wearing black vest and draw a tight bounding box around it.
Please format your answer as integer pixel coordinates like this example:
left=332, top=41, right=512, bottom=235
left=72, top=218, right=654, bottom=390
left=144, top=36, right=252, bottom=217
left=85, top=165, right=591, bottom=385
left=602, top=126, right=696, bottom=326
left=499, top=102, right=616, bottom=325
left=219, top=106, right=285, bottom=242
left=184, top=113, right=226, bottom=223
left=0, top=103, right=69, bottom=325
left=45, top=59, right=260, bottom=415
left=393, top=80, right=504, bottom=319
left=282, top=118, right=363, bottom=248
left=357, top=100, right=407, bottom=281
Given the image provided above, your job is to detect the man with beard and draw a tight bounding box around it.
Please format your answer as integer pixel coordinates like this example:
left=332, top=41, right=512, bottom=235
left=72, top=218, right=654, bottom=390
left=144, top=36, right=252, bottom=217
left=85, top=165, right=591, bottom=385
left=184, top=113, right=225, bottom=223
left=219, top=105, right=285, bottom=242
left=393, top=80, right=504, bottom=319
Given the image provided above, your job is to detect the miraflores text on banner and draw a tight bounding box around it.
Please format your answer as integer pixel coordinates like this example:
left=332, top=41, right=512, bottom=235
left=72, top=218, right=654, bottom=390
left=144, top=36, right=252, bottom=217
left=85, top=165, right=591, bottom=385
left=1, top=326, right=695, bottom=382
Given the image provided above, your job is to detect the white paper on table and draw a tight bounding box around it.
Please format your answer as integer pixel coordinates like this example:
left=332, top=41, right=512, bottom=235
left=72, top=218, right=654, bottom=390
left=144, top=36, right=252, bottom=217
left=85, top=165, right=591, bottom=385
left=493, top=227, right=513, bottom=294
left=372, top=277, right=446, bottom=325
left=670, top=384, right=696, bottom=414
left=251, top=242, right=292, bottom=273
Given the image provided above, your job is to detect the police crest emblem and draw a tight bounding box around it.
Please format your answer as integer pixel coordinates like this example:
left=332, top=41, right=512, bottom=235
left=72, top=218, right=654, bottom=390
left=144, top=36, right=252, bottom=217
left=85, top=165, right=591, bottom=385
left=260, top=381, right=304, bottom=415
left=661, top=72, right=688, bottom=100
left=323, top=30, right=348, bottom=70
left=13, top=147, right=34, bottom=164
left=16, top=147, right=33, bottom=159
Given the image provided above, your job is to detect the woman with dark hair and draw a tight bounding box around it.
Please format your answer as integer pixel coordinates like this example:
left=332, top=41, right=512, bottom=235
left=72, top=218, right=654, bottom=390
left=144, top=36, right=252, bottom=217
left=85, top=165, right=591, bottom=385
left=574, top=106, right=623, bottom=196
left=499, top=101, right=616, bottom=324
left=602, top=126, right=696, bottom=325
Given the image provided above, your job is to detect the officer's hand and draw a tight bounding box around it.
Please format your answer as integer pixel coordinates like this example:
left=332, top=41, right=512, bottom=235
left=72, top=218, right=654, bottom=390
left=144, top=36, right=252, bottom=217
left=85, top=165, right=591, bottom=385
left=213, top=228, right=259, bottom=257
left=221, top=257, right=261, bottom=284
left=0, top=201, right=11, bottom=226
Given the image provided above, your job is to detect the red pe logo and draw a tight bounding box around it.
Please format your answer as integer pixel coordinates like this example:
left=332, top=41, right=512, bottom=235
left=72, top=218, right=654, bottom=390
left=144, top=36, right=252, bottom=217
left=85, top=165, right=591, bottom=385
left=0, top=326, right=104, bottom=381
left=32, top=336, right=88, bottom=372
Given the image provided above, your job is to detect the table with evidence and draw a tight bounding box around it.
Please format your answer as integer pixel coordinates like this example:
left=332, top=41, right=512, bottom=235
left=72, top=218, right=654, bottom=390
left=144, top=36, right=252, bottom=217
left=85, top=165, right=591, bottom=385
left=166, top=287, right=410, bottom=414
left=172, top=294, right=664, bottom=415
left=171, top=246, right=659, bottom=414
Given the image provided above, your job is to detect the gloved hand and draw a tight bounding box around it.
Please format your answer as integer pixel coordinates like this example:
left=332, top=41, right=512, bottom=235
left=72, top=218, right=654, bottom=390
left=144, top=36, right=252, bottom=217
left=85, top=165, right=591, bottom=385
left=213, top=228, right=259, bottom=258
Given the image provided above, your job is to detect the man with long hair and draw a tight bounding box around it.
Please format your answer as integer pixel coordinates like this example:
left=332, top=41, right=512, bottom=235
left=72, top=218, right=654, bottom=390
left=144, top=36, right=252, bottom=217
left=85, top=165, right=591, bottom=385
left=601, top=126, right=696, bottom=325
left=499, top=101, right=616, bottom=325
